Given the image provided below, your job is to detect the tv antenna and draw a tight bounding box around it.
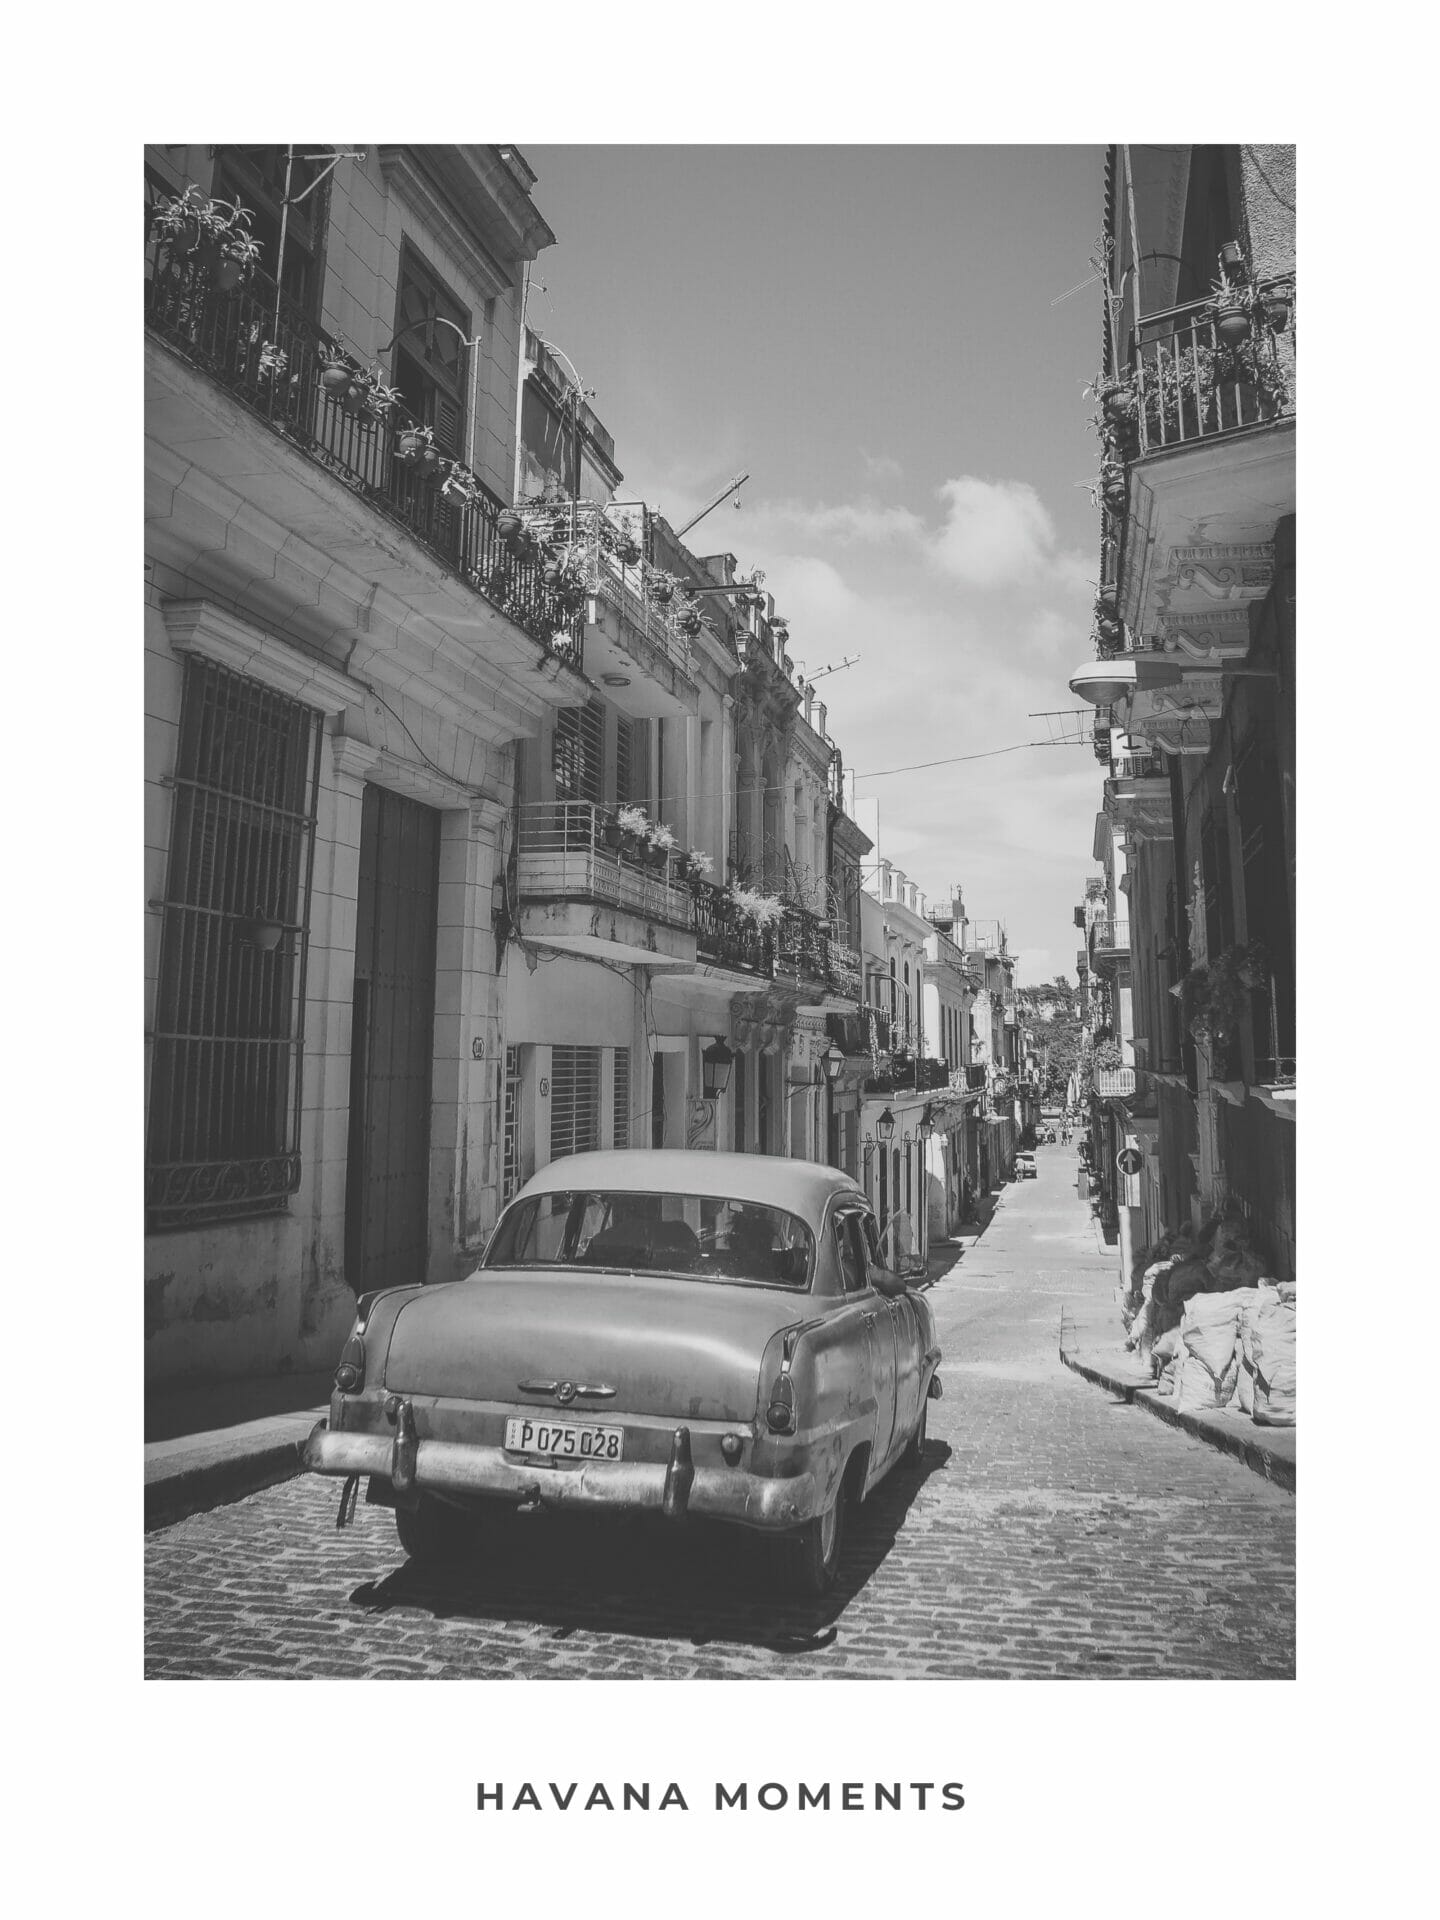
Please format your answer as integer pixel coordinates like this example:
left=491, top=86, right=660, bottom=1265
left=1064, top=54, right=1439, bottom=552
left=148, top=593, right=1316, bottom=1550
left=802, top=655, right=861, bottom=682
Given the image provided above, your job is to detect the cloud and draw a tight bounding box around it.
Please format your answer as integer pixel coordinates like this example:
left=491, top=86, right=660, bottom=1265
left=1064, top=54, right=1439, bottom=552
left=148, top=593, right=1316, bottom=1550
left=929, top=476, right=1063, bottom=590
left=756, top=496, right=927, bottom=548
left=860, top=449, right=904, bottom=486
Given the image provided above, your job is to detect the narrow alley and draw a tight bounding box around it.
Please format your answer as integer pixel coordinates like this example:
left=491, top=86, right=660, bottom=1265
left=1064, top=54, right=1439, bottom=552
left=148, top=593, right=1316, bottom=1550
left=144, top=1143, right=1294, bottom=1680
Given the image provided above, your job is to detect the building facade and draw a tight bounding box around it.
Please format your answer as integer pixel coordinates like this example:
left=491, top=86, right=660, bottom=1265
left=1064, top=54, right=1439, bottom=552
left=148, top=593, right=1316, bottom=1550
left=1068, top=143, right=1296, bottom=1284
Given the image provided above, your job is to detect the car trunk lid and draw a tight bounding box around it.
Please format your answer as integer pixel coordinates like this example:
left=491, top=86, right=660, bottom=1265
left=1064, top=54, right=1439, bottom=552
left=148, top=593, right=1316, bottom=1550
left=381, top=1271, right=809, bottom=1423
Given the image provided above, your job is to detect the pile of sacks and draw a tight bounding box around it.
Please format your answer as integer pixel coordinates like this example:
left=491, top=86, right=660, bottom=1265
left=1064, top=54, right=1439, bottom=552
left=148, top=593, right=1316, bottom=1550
left=1121, top=1214, right=1295, bottom=1428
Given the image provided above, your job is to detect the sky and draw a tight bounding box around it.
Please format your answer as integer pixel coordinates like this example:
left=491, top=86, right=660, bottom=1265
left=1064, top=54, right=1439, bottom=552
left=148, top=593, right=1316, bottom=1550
left=525, top=146, right=1108, bottom=985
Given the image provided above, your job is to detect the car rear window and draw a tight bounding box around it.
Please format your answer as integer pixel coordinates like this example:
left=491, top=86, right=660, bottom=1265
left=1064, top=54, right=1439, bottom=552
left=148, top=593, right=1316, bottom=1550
left=483, top=1190, right=815, bottom=1288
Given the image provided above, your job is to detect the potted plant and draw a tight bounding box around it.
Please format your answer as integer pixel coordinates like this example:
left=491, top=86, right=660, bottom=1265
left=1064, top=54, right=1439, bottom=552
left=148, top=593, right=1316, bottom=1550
left=645, top=822, right=678, bottom=870
left=395, top=422, right=435, bottom=466
left=1219, top=239, right=1247, bottom=277
left=598, top=809, right=625, bottom=852
left=1210, top=278, right=1253, bottom=348
left=677, top=607, right=702, bottom=638
left=615, top=805, right=652, bottom=861
left=678, top=848, right=715, bottom=885
left=320, top=345, right=358, bottom=399
left=1258, top=284, right=1291, bottom=333
left=256, top=342, right=289, bottom=385
left=726, top=883, right=786, bottom=932
left=649, top=573, right=675, bottom=607
left=442, top=463, right=481, bottom=510
left=616, top=534, right=642, bottom=567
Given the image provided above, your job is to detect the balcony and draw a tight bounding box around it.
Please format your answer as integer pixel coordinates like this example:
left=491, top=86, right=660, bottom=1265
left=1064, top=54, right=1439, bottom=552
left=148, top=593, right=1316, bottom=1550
left=692, top=879, right=775, bottom=981
left=1093, top=1067, right=1137, bottom=1100
left=776, top=905, right=835, bottom=997
left=863, top=1052, right=952, bottom=1096
left=1108, top=286, right=1295, bottom=651
left=1090, top=918, right=1131, bottom=959
left=145, top=236, right=583, bottom=672
left=517, top=497, right=699, bottom=717
left=515, top=803, right=696, bottom=968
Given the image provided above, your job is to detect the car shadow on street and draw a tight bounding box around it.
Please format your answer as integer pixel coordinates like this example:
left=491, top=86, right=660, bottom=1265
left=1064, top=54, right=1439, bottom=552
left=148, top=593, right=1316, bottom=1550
left=346, top=1439, right=952, bottom=1659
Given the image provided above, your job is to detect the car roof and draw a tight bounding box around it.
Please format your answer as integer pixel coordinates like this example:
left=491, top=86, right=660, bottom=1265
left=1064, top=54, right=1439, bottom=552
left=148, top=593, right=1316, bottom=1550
left=515, top=1150, right=867, bottom=1223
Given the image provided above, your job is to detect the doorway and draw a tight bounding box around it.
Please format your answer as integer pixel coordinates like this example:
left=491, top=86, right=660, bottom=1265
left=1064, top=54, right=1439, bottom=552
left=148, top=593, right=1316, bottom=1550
left=345, top=785, right=441, bottom=1294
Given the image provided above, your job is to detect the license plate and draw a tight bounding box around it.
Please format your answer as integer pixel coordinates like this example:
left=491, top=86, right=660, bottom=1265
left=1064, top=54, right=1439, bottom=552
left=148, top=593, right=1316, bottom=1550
left=504, top=1416, right=624, bottom=1462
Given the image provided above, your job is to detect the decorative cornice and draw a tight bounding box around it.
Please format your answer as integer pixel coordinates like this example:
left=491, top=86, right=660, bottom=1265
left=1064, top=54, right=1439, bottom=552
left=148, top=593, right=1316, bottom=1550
left=162, top=600, right=358, bottom=714
left=377, top=148, right=526, bottom=298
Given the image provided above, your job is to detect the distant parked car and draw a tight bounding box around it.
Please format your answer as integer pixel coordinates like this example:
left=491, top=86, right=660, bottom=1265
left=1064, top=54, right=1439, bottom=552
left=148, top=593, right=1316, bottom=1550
left=1015, top=1151, right=1037, bottom=1179
left=305, top=1151, right=942, bottom=1595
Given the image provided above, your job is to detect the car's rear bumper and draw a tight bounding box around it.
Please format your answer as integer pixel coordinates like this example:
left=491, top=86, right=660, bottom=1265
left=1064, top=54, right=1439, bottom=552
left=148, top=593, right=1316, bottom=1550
left=304, top=1421, right=821, bottom=1531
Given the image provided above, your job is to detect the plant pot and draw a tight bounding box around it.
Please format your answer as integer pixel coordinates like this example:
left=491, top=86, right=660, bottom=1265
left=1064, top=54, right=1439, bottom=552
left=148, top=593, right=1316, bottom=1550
left=600, top=818, right=624, bottom=852
left=1219, top=241, right=1246, bottom=275
left=1215, top=305, right=1251, bottom=348
left=341, top=382, right=370, bottom=415
left=620, top=832, right=646, bottom=863
left=617, top=541, right=642, bottom=567
left=417, top=447, right=441, bottom=480
left=651, top=580, right=674, bottom=606
left=322, top=364, right=353, bottom=398
left=496, top=509, right=523, bottom=547
left=237, top=916, right=284, bottom=952
left=1261, top=294, right=1290, bottom=332
left=1102, top=388, right=1134, bottom=423
left=215, top=256, right=245, bottom=292
left=542, top=561, right=565, bottom=590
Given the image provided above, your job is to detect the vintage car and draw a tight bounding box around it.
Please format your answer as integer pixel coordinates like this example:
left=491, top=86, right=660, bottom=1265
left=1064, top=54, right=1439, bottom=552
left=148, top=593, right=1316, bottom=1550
left=1015, top=1151, right=1037, bottom=1179
left=304, top=1150, right=942, bottom=1594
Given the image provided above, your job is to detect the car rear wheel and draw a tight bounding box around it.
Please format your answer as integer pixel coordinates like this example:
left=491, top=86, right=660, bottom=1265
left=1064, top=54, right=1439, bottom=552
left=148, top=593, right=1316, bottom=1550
left=777, top=1476, right=848, bottom=1596
left=394, top=1493, right=475, bottom=1565
left=903, top=1397, right=928, bottom=1467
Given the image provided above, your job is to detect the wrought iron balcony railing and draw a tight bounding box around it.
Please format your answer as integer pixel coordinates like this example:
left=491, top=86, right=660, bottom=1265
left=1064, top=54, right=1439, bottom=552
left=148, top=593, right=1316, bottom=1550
left=1091, top=918, right=1131, bottom=953
left=145, top=235, right=583, bottom=671
left=692, top=879, right=775, bottom=979
left=516, top=803, right=694, bottom=931
left=1127, top=282, right=1293, bottom=458
left=776, top=904, right=833, bottom=988
left=1093, top=1067, right=1137, bottom=1099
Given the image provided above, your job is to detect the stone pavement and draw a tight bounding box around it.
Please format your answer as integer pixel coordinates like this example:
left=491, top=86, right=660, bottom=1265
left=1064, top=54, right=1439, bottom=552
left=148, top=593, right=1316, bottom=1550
left=144, top=1140, right=1295, bottom=1678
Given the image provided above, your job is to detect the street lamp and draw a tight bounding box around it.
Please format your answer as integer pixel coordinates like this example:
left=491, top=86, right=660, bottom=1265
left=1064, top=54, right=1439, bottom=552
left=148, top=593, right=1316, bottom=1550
left=701, top=1037, right=735, bottom=1103
left=876, top=1107, right=896, bottom=1144
left=918, top=1103, right=935, bottom=1143
left=821, top=1040, right=844, bottom=1084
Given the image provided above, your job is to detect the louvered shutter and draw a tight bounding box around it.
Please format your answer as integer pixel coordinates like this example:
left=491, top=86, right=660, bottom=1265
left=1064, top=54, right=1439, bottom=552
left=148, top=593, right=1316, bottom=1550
left=615, top=719, right=633, bottom=807
left=550, top=1046, right=601, bottom=1161
left=612, top=1048, right=630, bottom=1149
left=553, top=703, right=604, bottom=805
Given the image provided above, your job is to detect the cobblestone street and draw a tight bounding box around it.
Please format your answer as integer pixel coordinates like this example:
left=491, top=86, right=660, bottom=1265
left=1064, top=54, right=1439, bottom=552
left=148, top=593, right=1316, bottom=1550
left=144, top=1143, right=1295, bottom=1679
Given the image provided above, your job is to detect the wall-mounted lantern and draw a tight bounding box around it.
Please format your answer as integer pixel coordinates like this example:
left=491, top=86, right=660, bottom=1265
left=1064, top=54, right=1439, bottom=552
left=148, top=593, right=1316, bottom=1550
left=701, top=1037, right=735, bottom=1103
left=876, top=1107, right=896, bottom=1144
left=822, top=1040, right=844, bottom=1084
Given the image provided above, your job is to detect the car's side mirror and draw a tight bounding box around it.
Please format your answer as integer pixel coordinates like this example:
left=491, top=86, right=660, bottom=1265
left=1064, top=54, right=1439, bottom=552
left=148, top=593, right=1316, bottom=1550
left=870, top=1265, right=908, bottom=1299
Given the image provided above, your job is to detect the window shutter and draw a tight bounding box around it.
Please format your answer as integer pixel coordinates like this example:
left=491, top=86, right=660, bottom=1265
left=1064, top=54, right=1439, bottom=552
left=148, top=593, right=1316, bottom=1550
left=502, top=1045, right=521, bottom=1202
left=615, top=719, right=632, bottom=807
left=433, top=392, right=462, bottom=457
left=612, top=1048, right=630, bottom=1149
left=550, top=1046, right=601, bottom=1162
left=553, top=703, right=604, bottom=806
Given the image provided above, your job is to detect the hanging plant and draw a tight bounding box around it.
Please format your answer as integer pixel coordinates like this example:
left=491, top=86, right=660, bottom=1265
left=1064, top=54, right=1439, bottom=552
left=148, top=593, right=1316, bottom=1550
left=727, top=883, right=785, bottom=931
left=1212, top=287, right=1252, bottom=348
left=649, top=573, right=675, bottom=606
left=320, top=345, right=357, bottom=399
left=441, top=462, right=482, bottom=510
left=256, top=342, right=289, bottom=385
left=677, top=607, right=702, bottom=638
left=395, top=422, right=435, bottom=465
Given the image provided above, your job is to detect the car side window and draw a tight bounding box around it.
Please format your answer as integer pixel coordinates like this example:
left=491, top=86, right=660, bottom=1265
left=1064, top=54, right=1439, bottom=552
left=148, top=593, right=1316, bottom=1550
left=832, top=1210, right=868, bottom=1294
left=861, top=1213, right=885, bottom=1272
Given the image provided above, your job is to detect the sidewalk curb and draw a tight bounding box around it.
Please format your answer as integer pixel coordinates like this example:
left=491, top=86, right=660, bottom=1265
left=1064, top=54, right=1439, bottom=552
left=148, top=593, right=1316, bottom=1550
left=1059, top=1348, right=1296, bottom=1493
left=144, top=1421, right=319, bottom=1533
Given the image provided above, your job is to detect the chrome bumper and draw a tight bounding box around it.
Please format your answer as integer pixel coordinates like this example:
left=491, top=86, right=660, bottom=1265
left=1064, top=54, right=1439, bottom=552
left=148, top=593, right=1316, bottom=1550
left=304, top=1420, right=821, bottom=1531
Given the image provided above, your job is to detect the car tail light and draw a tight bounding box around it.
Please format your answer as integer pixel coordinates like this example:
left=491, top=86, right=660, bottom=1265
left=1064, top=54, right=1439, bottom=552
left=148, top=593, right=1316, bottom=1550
left=334, top=1333, right=365, bottom=1394
left=765, top=1376, right=796, bottom=1434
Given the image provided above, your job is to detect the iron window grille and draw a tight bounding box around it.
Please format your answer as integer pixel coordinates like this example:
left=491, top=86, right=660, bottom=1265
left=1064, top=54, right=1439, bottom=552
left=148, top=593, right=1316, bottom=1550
left=146, top=657, right=323, bottom=1231
left=612, top=1047, right=630, bottom=1150
left=502, top=1044, right=521, bottom=1203
left=550, top=1045, right=602, bottom=1162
